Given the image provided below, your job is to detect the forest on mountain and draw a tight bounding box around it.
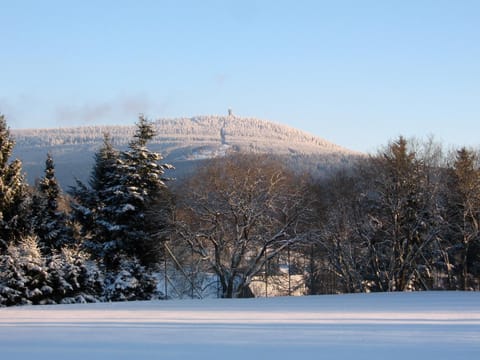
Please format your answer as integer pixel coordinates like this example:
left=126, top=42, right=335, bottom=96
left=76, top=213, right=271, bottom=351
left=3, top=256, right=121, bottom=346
left=12, top=115, right=349, bottom=151
left=0, top=114, right=479, bottom=306
left=11, top=115, right=358, bottom=188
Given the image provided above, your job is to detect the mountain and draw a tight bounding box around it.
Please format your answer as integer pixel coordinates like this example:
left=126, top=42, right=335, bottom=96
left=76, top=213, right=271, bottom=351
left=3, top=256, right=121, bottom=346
left=11, top=115, right=360, bottom=188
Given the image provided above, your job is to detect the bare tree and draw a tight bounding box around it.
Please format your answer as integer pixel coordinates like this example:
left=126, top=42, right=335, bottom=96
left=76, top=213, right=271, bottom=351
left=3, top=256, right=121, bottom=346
left=175, top=154, right=310, bottom=298
left=308, top=169, right=367, bottom=293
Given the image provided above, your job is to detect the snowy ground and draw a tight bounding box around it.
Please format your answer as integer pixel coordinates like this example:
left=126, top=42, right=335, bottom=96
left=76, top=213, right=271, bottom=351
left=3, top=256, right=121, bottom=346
left=0, top=292, right=479, bottom=360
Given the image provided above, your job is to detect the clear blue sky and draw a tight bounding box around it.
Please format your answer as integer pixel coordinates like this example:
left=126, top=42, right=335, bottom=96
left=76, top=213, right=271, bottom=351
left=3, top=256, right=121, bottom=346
left=1, top=0, right=479, bottom=153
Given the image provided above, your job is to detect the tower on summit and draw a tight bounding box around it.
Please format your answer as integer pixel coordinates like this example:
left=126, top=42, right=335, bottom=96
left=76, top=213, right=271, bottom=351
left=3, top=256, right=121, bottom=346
left=228, top=108, right=233, bottom=117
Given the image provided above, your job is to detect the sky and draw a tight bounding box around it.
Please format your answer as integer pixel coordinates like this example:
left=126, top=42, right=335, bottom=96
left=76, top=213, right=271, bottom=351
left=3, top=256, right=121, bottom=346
left=1, top=0, right=479, bottom=153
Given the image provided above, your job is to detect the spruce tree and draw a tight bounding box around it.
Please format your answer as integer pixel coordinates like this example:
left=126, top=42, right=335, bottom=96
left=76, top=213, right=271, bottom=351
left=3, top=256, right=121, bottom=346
left=83, top=133, right=123, bottom=265
left=47, top=246, right=104, bottom=304
left=90, top=133, right=120, bottom=194
left=69, top=133, right=120, bottom=263
left=0, top=235, right=51, bottom=306
left=0, top=114, right=32, bottom=251
left=360, top=137, right=438, bottom=291
left=32, top=153, right=68, bottom=252
left=114, top=115, right=173, bottom=266
left=70, top=117, right=173, bottom=268
left=445, top=148, right=480, bottom=289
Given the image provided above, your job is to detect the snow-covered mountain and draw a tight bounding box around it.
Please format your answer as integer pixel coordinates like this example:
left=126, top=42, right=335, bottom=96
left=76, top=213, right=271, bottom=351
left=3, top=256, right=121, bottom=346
left=12, top=115, right=360, bottom=188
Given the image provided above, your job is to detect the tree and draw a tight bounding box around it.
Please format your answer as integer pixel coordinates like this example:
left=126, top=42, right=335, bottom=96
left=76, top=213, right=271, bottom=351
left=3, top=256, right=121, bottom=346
left=0, top=235, right=104, bottom=307
left=0, top=236, right=51, bottom=306
left=0, top=115, right=32, bottom=251
left=309, top=169, right=367, bottom=294
left=47, top=246, right=104, bottom=304
left=32, top=153, right=69, bottom=252
left=70, top=133, right=122, bottom=264
left=176, top=154, right=310, bottom=298
left=311, top=137, right=445, bottom=293
left=111, top=115, right=173, bottom=266
left=103, top=256, right=158, bottom=302
left=70, top=116, right=173, bottom=267
left=444, top=148, right=480, bottom=290
left=354, top=137, right=442, bottom=291
left=90, top=133, right=120, bottom=195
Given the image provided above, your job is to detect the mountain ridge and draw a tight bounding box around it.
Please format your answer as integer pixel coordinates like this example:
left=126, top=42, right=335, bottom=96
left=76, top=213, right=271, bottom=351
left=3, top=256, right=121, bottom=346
left=11, top=115, right=360, bottom=187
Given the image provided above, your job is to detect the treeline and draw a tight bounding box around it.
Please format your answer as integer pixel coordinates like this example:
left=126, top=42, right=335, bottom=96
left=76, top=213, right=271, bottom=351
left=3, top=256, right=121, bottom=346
left=171, top=137, right=480, bottom=297
left=0, top=114, right=479, bottom=306
left=0, top=115, right=170, bottom=306
left=309, top=137, right=480, bottom=293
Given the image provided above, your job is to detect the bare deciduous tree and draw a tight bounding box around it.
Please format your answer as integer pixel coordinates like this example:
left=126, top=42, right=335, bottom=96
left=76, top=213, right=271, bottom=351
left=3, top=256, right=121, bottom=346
left=175, top=154, right=310, bottom=298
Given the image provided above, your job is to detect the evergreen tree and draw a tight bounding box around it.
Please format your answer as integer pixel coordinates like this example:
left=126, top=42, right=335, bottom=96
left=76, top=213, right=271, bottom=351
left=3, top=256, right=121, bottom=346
left=32, top=153, right=69, bottom=252
left=70, top=117, right=173, bottom=268
left=89, top=133, right=123, bottom=263
left=69, top=179, right=97, bottom=243
left=0, top=235, right=51, bottom=306
left=103, top=255, right=158, bottom=302
left=0, top=115, right=32, bottom=251
left=119, top=116, right=172, bottom=263
left=116, top=115, right=173, bottom=266
left=0, top=236, right=104, bottom=307
left=358, top=137, right=440, bottom=291
left=445, top=148, right=480, bottom=289
left=90, top=133, right=120, bottom=194
left=47, top=246, right=104, bottom=304
left=69, top=133, right=124, bottom=265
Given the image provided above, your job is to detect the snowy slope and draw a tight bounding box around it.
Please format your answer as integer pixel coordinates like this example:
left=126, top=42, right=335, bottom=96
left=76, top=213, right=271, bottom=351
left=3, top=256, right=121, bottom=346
left=0, top=292, right=478, bottom=360
left=11, top=115, right=360, bottom=187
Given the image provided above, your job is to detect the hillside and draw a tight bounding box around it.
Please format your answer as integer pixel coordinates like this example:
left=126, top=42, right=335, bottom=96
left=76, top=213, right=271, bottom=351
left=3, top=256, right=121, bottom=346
left=12, top=115, right=360, bottom=187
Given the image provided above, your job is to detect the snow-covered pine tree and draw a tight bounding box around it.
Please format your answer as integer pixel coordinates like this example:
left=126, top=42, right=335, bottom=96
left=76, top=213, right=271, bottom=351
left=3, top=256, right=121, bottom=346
left=90, top=133, right=120, bottom=194
left=47, top=246, right=104, bottom=304
left=70, top=117, right=173, bottom=268
left=88, top=133, right=123, bottom=264
left=0, top=235, right=51, bottom=306
left=32, top=153, right=69, bottom=252
left=69, top=178, right=97, bottom=246
left=103, top=255, right=158, bottom=302
left=107, top=116, right=173, bottom=267
left=69, top=133, right=124, bottom=266
left=0, top=115, right=32, bottom=251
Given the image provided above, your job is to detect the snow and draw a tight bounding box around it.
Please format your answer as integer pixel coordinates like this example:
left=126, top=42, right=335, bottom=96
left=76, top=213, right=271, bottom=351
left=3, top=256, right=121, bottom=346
left=0, top=292, right=479, bottom=359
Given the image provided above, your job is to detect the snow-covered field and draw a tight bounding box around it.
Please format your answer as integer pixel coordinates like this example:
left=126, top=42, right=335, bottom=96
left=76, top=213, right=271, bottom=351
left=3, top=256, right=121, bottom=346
left=0, top=292, right=479, bottom=360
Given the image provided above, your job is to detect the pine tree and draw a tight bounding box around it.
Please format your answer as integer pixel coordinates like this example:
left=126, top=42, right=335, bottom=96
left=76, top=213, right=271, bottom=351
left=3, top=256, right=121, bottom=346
left=114, top=115, right=173, bottom=266
left=0, top=235, right=51, bottom=306
left=69, top=133, right=119, bottom=250
left=445, top=148, right=480, bottom=289
left=32, top=153, right=69, bottom=252
left=0, top=115, right=32, bottom=251
left=47, top=246, right=104, bottom=304
left=360, top=137, right=439, bottom=291
left=69, top=179, right=97, bottom=243
left=103, top=255, right=158, bottom=302
left=70, top=117, right=173, bottom=268
left=90, top=133, right=120, bottom=194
